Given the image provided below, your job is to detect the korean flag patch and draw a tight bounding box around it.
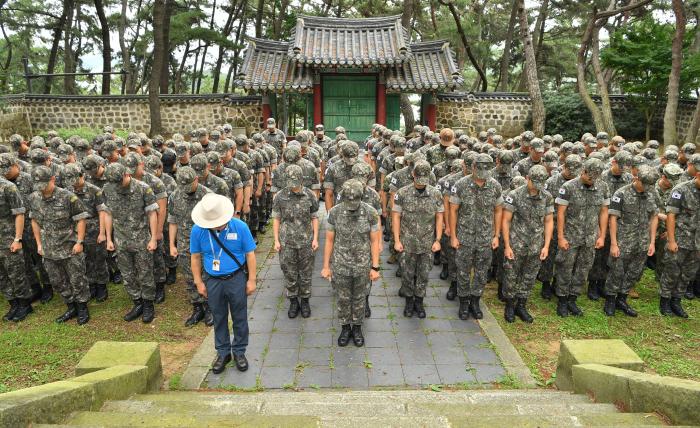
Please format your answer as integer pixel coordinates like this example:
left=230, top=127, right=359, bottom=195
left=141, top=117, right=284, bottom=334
left=671, top=192, right=682, bottom=200
left=391, top=178, right=397, bottom=184
left=451, top=186, right=457, bottom=194
left=505, top=195, right=513, bottom=204
left=394, top=194, right=399, bottom=200
left=559, top=188, right=566, bottom=195
left=436, top=184, right=441, bottom=190
left=612, top=196, right=621, bottom=203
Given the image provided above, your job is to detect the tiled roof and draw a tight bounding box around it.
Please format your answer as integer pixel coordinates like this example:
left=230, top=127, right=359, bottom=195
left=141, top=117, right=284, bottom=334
left=385, top=41, right=464, bottom=93
left=289, top=15, right=411, bottom=66
left=236, top=38, right=314, bottom=93
left=437, top=92, right=531, bottom=102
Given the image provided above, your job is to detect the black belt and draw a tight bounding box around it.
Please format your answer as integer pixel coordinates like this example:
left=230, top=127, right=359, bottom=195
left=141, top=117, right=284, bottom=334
left=208, top=269, right=244, bottom=280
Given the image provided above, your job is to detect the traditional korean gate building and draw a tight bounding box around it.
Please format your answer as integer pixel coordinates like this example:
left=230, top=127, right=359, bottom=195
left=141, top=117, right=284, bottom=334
left=236, top=15, right=464, bottom=141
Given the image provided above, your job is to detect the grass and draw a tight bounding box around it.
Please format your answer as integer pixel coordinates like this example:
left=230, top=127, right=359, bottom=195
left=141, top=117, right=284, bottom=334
left=0, top=278, right=208, bottom=393
left=482, top=268, right=700, bottom=386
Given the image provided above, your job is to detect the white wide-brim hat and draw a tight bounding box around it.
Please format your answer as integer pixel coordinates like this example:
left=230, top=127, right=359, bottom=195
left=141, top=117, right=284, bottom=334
left=191, top=193, right=234, bottom=229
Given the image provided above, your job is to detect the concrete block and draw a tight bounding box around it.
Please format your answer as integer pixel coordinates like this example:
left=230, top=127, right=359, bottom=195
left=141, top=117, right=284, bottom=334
left=75, top=341, right=162, bottom=391
left=571, top=364, right=640, bottom=410
left=555, top=339, right=644, bottom=391
left=0, top=381, right=94, bottom=427
left=71, top=365, right=149, bottom=406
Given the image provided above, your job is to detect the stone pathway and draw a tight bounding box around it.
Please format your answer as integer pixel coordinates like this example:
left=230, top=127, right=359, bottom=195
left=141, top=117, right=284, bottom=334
left=196, top=212, right=523, bottom=390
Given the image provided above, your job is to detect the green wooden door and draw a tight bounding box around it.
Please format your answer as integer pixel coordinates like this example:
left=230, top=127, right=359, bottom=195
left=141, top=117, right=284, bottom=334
left=323, top=75, right=376, bottom=142
left=386, top=94, right=401, bottom=131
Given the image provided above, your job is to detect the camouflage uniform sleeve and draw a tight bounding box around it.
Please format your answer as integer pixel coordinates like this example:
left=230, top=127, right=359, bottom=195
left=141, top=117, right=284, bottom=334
left=392, top=190, right=403, bottom=213
left=94, top=189, right=108, bottom=212
left=388, top=175, right=399, bottom=193
left=270, top=193, right=281, bottom=219
left=255, top=155, right=266, bottom=174
left=27, top=193, right=38, bottom=219
left=143, top=186, right=159, bottom=213
left=309, top=166, right=321, bottom=191
left=323, top=166, right=335, bottom=190
left=545, top=192, right=555, bottom=215
left=167, top=194, right=177, bottom=224
left=310, top=191, right=320, bottom=217
left=326, top=206, right=336, bottom=231
left=68, top=192, right=90, bottom=221
left=433, top=188, right=445, bottom=213
left=449, top=181, right=462, bottom=206
left=367, top=169, right=376, bottom=188
left=666, top=187, right=685, bottom=214
left=601, top=182, right=611, bottom=206
left=503, top=191, right=516, bottom=213
left=367, top=206, right=380, bottom=232
left=608, top=189, right=624, bottom=218
left=153, top=180, right=167, bottom=200
left=5, top=184, right=25, bottom=216
left=554, top=183, right=571, bottom=206
left=494, top=182, right=504, bottom=206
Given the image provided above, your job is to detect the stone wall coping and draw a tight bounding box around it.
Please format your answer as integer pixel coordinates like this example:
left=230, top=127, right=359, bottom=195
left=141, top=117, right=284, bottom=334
left=437, top=91, right=699, bottom=106
left=0, top=93, right=262, bottom=105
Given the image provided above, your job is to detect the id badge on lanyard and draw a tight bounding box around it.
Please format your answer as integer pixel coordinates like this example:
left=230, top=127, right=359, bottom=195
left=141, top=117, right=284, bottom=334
left=209, top=225, right=228, bottom=273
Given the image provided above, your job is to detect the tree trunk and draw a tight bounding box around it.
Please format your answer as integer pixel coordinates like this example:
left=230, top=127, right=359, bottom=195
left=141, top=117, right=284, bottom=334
left=255, top=0, right=264, bottom=37
left=439, top=0, right=487, bottom=91
left=118, top=0, right=134, bottom=93
left=517, top=0, right=545, bottom=135
left=63, top=0, right=77, bottom=94
left=149, top=0, right=168, bottom=136
left=591, top=26, right=616, bottom=135
left=212, top=0, right=238, bottom=93
left=516, top=0, right=547, bottom=92
left=43, top=2, right=69, bottom=94
left=663, top=0, right=686, bottom=146
left=497, top=0, right=518, bottom=92
left=400, top=94, right=415, bottom=132
left=159, top=0, right=173, bottom=94
left=94, top=0, right=111, bottom=94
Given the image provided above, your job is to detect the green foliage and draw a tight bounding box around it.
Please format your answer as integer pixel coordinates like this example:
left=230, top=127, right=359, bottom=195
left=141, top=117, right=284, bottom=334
left=40, top=127, right=129, bottom=141
left=525, top=92, right=594, bottom=141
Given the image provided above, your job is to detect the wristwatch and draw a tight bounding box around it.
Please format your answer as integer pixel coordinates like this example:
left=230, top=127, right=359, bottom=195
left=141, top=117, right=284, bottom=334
left=76, top=240, right=84, bottom=244
left=13, top=238, right=22, bottom=243
left=371, top=265, right=380, bottom=272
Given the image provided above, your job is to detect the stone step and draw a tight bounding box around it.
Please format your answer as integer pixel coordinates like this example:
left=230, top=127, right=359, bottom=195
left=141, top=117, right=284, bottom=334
left=446, top=413, right=665, bottom=427
left=102, top=398, right=619, bottom=417
left=64, top=411, right=320, bottom=427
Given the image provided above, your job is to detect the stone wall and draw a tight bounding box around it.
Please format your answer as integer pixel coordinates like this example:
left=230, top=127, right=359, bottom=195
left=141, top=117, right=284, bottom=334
left=0, top=94, right=262, bottom=138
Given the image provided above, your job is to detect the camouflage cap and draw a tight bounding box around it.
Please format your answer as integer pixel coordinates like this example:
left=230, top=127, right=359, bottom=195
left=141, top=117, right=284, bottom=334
left=0, top=153, right=17, bottom=175
left=351, top=161, right=372, bottom=181
left=474, top=153, right=493, bottom=180
left=622, top=143, right=638, bottom=154
left=29, top=148, right=50, bottom=164
left=127, top=138, right=142, bottom=149
left=522, top=130, right=535, bottom=142
left=174, top=141, right=190, bottom=157
left=234, top=135, right=248, bottom=147
left=145, top=155, right=163, bottom=172
left=9, top=134, right=23, bottom=149
left=596, top=132, right=609, bottom=141
left=498, top=150, right=515, bottom=164
left=101, top=140, right=118, bottom=157
left=266, top=118, right=276, bottom=128
left=413, top=160, right=431, bottom=186
left=611, top=135, right=626, bottom=147
left=689, top=153, right=700, bottom=169
left=449, top=159, right=463, bottom=173
left=215, top=139, right=233, bottom=154
left=663, top=149, right=679, bottom=162
left=445, top=145, right=461, bottom=161
left=315, top=124, right=325, bottom=131
left=30, top=140, right=47, bottom=150
left=206, top=151, right=221, bottom=166
left=57, top=143, right=74, bottom=160
left=222, top=123, right=233, bottom=133
left=394, top=156, right=405, bottom=168
left=642, top=148, right=657, bottom=161
left=560, top=141, right=574, bottom=153
left=393, top=138, right=407, bottom=151
left=511, top=175, right=527, bottom=189
left=75, top=139, right=90, bottom=153
left=335, top=126, right=346, bottom=135
left=104, top=162, right=128, bottom=183
left=210, top=130, right=222, bottom=141
left=251, top=133, right=264, bottom=143
left=588, top=151, right=606, bottom=162
left=662, top=163, right=683, bottom=183
left=284, top=146, right=301, bottom=163
left=195, top=128, right=207, bottom=138
left=543, top=150, right=559, bottom=166
left=632, top=155, right=647, bottom=168
left=340, top=141, right=359, bottom=164
left=528, top=165, right=549, bottom=190
left=342, top=179, right=364, bottom=210
left=123, top=152, right=145, bottom=175
left=530, top=138, right=545, bottom=153
left=462, top=151, right=477, bottom=169
left=646, top=140, right=660, bottom=150
left=176, top=166, right=197, bottom=190
left=285, top=164, right=304, bottom=188
left=552, top=134, right=564, bottom=146
left=583, top=135, right=597, bottom=147
left=190, top=153, right=209, bottom=173
left=613, top=150, right=633, bottom=167
left=61, top=163, right=83, bottom=188
left=31, top=165, right=54, bottom=191
left=487, top=128, right=497, bottom=136
left=636, top=165, right=659, bottom=186
left=681, top=143, right=696, bottom=155
left=583, top=157, right=604, bottom=178
left=82, top=154, right=104, bottom=173
left=564, top=154, right=583, bottom=174
left=190, top=142, right=203, bottom=156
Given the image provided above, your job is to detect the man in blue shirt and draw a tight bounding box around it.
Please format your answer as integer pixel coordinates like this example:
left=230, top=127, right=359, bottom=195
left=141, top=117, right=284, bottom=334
left=190, top=193, right=257, bottom=374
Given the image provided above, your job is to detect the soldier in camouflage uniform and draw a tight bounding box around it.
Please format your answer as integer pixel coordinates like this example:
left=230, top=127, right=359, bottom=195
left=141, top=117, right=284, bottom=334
left=393, top=161, right=444, bottom=319
left=653, top=164, right=683, bottom=283
left=605, top=166, right=659, bottom=317
left=323, top=141, right=374, bottom=210
left=322, top=180, right=381, bottom=347
left=168, top=167, right=214, bottom=327
left=659, top=156, right=699, bottom=318
left=29, top=166, right=91, bottom=324
left=588, top=150, right=634, bottom=300
left=218, top=139, right=252, bottom=218
left=61, top=163, right=110, bottom=303
left=314, top=124, right=333, bottom=155
left=438, top=158, right=465, bottom=301
left=426, top=128, right=455, bottom=169
left=502, top=165, right=554, bottom=323
left=146, top=156, right=179, bottom=285
left=0, top=156, right=32, bottom=322
left=538, top=154, right=583, bottom=299
left=554, top=158, right=609, bottom=317
left=272, top=164, right=319, bottom=319
left=513, top=138, right=545, bottom=177
left=207, top=151, right=243, bottom=214
left=449, top=154, right=503, bottom=320
left=261, top=118, right=287, bottom=157
left=102, top=162, right=160, bottom=323
left=9, top=134, right=30, bottom=163
left=191, top=153, right=229, bottom=197
left=239, top=137, right=266, bottom=236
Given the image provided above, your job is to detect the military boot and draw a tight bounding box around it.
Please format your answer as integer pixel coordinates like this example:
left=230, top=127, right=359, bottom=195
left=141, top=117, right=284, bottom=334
left=76, top=302, right=90, bottom=325
left=3, top=299, right=18, bottom=321
left=694, top=280, right=700, bottom=298
left=89, top=284, right=97, bottom=301
left=659, top=297, right=673, bottom=316
left=364, top=296, right=371, bottom=318
left=398, top=287, right=406, bottom=298
left=395, top=266, right=402, bottom=277
left=202, top=302, right=214, bottom=326
left=166, top=267, right=177, bottom=285
left=29, top=283, right=42, bottom=302
left=540, top=281, right=553, bottom=300
left=351, top=324, right=365, bottom=347
left=40, top=283, right=53, bottom=304
left=458, top=297, right=470, bottom=320
left=338, top=324, right=352, bottom=347
left=670, top=297, right=689, bottom=318
left=11, top=298, right=33, bottom=322
left=603, top=294, right=616, bottom=316
left=111, top=270, right=123, bottom=284
left=413, top=297, right=426, bottom=319
left=142, top=300, right=155, bottom=323
left=587, top=281, right=600, bottom=301
left=95, top=284, right=108, bottom=302
left=567, top=295, right=583, bottom=316
left=439, top=263, right=449, bottom=280
left=597, top=280, right=607, bottom=298
left=446, top=281, right=457, bottom=301
left=504, top=299, right=516, bottom=323
left=155, top=283, right=166, bottom=304
left=497, top=282, right=506, bottom=302
left=433, top=251, right=441, bottom=266
left=403, top=297, right=414, bottom=318
left=684, top=282, right=695, bottom=300
left=556, top=296, right=569, bottom=317
left=515, top=298, right=533, bottom=323
left=288, top=297, right=300, bottom=319
left=184, top=303, right=204, bottom=326
left=387, top=254, right=396, bottom=264
left=615, top=294, right=637, bottom=317
left=55, top=303, right=78, bottom=323
left=124, top=299, right=144, bottom=321
left=469, top=296, right=483, bottom=319
left=300, top=298, right=311, bottom=318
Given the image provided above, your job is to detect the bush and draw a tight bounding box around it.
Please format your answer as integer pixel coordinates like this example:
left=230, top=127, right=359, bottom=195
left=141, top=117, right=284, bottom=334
left=39, top=127, right=130, bottom=141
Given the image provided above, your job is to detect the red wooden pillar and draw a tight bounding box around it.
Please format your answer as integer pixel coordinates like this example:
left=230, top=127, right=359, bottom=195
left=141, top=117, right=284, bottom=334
left=313, top=83, right=323, bottom=126
left=262, top=93, right=272, bottom=127
left=426, top=93, right=437, bottom=131
left=376, top=75, right=386, bottom=125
